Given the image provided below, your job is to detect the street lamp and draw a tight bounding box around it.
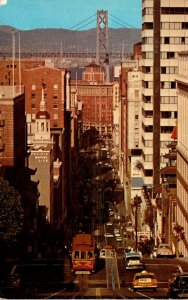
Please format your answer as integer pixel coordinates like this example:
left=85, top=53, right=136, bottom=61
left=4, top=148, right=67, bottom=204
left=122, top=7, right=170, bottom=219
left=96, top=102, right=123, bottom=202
left=134, top=195, right=142, bottom=252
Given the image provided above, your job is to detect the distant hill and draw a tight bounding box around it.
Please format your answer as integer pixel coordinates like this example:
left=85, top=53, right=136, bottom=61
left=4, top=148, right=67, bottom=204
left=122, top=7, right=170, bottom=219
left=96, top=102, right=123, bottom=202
left=0, top=26, right=141, bottom=54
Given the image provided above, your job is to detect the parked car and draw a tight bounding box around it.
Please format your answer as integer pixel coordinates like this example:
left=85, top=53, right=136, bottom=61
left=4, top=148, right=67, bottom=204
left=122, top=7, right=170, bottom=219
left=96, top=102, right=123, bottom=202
left=167, top=272, right=188, bottom=298
left=132, top=270, right=158, bottom=291
left=0, top=273, right=22, bottom=297
left=7, top=260, right=64, bottom=289
left=124, top=251, right=145, bottom=270
left=156, top=244, right=176, bottom=258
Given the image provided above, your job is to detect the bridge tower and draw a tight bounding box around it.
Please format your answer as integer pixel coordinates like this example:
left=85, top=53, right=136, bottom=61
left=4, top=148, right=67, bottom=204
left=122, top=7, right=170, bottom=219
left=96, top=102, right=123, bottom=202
left=96, top=10, right=110, bottom=83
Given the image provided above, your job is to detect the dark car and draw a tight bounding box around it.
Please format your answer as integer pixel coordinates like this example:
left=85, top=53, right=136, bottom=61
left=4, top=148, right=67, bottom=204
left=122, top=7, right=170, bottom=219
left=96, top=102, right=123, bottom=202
left=0, top=273, right=22, bottom=297
left=167, top=272, right=188, bottom=298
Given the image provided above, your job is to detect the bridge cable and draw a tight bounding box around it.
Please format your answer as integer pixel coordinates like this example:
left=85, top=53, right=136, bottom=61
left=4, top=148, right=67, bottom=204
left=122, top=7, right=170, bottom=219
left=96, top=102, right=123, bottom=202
left=68, top=13, right=96, bottom=30
left=109, top=13, right=137, bottom=29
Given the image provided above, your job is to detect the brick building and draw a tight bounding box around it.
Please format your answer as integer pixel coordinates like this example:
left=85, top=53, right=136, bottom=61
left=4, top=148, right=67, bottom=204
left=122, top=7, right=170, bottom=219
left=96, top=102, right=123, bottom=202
left=22, top=66, right=71, bottom=227
left=72, top=63, right=113, bottom=135
left=0, top=60, right=45, bottom=88
left=0, top=87, right=26, bottom=184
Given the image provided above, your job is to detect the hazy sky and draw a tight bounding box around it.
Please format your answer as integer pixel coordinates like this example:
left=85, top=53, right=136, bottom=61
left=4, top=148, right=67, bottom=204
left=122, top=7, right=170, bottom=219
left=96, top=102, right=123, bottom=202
left=0, top=0, right=142, bottom=30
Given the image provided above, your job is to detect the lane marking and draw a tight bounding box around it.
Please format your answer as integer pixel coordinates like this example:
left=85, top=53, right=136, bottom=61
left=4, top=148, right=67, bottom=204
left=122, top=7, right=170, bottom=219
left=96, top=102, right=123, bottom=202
left=96, top=288, right=101, bottom=299
left=43, top=288, right=66, bottom=299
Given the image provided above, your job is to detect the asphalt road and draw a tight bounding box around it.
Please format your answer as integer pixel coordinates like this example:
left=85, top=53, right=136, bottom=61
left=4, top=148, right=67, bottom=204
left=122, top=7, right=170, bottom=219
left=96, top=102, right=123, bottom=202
left=9, top=256, right=188, bottom=299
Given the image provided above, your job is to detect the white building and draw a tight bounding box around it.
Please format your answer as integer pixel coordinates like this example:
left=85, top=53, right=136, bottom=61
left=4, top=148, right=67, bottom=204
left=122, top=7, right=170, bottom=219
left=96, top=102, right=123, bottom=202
left=176, top=51, right=188, bottom=256
left=142, top=0, right=188, bottom=188
left=28, top=89, right=54, bottom=222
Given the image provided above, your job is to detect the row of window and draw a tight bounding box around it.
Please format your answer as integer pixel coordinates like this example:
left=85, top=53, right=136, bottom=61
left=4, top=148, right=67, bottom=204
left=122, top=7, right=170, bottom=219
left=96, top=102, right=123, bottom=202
left=31, top=93, right=58, bottom=99
left=143, top=96, right=177, bottom=104
left=143, top=37, right=188, bottom=45
left=161, top=22, right=188, bottom=30
left=142, top=139, right=171, bottom=148
left=31, top=104, right=58, bottom=109
left=142, top=81, right=176, bottom=89
left=143, top=7, right=188, bottom=16
left=144, top=154, right=169, bottom=163
left=143, top=66, right=178, bottom=74
left=31, top=84, right=58, bottom=90
left=143, top=124, right=174, bottom=133
left=78, top=87, right=113, bottom=95
left=143, top=52, right=179, bottom=59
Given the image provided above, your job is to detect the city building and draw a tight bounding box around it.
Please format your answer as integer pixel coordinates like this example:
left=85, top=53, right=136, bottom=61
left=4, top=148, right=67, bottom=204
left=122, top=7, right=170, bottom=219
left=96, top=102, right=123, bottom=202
left=72, top=63, right=113, bottom=136
left=141, top=0, right=188, bottom=189
left=0, top=60, right=45, bottom=91
left=23, top=65, right=72, bottom=227
left=118, top=60, right=143, bottom=219
left=28, top=91, right=54, bottom=222
left=0, top=86, right=25, bottom=184
left=176, top=51, right=188, bottom=256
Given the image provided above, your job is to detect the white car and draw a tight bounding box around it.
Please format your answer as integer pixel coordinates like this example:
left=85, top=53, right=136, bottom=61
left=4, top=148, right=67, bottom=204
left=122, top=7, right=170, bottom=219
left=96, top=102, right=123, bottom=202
left=116, top=236, right=123, bottom=242
left=104, top=233, right=114, bottom=238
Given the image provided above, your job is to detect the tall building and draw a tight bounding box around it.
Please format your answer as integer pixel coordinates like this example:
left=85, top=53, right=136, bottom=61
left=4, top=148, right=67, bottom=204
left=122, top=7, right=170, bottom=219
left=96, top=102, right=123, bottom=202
left=28, top=91, right=54, bottom=222
left=176, top=51, right=188, bottom=256
left=142, top=0, right=188, bottom=188
left=72, top=63, right=113, bottom=136
left=0, top=87, right=25, bottom=184
left=23, top=65, right=72, bottom=227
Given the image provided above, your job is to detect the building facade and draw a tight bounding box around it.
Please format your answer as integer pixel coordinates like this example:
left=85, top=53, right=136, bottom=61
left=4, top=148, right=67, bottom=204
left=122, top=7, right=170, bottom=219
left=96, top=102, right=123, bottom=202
left=72, top=63, right=113, bottom=136
left=176, top=51, right=188, bottom=256
left=0, top=87, right=25, bottom=184
left=23, top=65, right=72, bottom=227
left=28, top=94, right=54, bottom=222
left=141, top=0, right=188, bottom=188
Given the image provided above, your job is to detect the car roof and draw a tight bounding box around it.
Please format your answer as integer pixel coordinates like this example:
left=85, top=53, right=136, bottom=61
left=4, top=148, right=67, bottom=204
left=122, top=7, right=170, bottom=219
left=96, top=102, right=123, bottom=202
left=177, top=272, right=188, bottom=276
left=135, top=271, right=155, bottom=276
left=125, top=251, right=140, bottom=256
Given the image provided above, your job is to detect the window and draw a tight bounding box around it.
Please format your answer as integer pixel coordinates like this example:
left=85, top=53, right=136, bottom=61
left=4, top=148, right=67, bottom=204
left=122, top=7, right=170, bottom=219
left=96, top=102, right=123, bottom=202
left=164, top=37, right=170, bottom=44
left=145, top=170, right=153, bottom=177
left=53, top=113, right=58, bottom=120
left=171, top=82, right=176, bottom=89
left=31, top=84, right=36, bottom=90
left=167, top=52, right=175, bottom=59
left=31, top=104, right=35, bottom=109
left=161, top=111, right=171, bottom=118
left=31, top=93, right=36, bottom=99
left=161, top=126, right=174, bottom=133
left=53, top=104, right=58, bottom=109
left=145, top=140, right=153, bottom=147
left=53, top=84, right=58, bottom=89
left=53, top=94, right=58, bottom=100
left=145, top=125, right=153, bottom=133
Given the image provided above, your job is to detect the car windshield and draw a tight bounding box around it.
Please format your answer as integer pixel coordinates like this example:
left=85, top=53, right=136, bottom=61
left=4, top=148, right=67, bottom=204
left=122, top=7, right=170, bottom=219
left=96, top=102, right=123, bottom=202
left=127, top=256, right=140, bottom=261
left=135, top=274, right=155, bottom=280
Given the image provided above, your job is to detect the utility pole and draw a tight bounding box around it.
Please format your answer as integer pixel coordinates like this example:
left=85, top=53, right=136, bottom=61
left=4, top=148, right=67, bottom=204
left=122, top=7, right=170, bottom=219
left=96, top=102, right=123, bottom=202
left=134, top=195, right=142, bottom=252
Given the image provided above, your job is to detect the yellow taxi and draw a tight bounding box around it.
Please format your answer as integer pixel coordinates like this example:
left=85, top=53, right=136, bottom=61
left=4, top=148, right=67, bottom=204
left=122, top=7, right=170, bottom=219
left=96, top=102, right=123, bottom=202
left=132, top=270, right=158, bottom=291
